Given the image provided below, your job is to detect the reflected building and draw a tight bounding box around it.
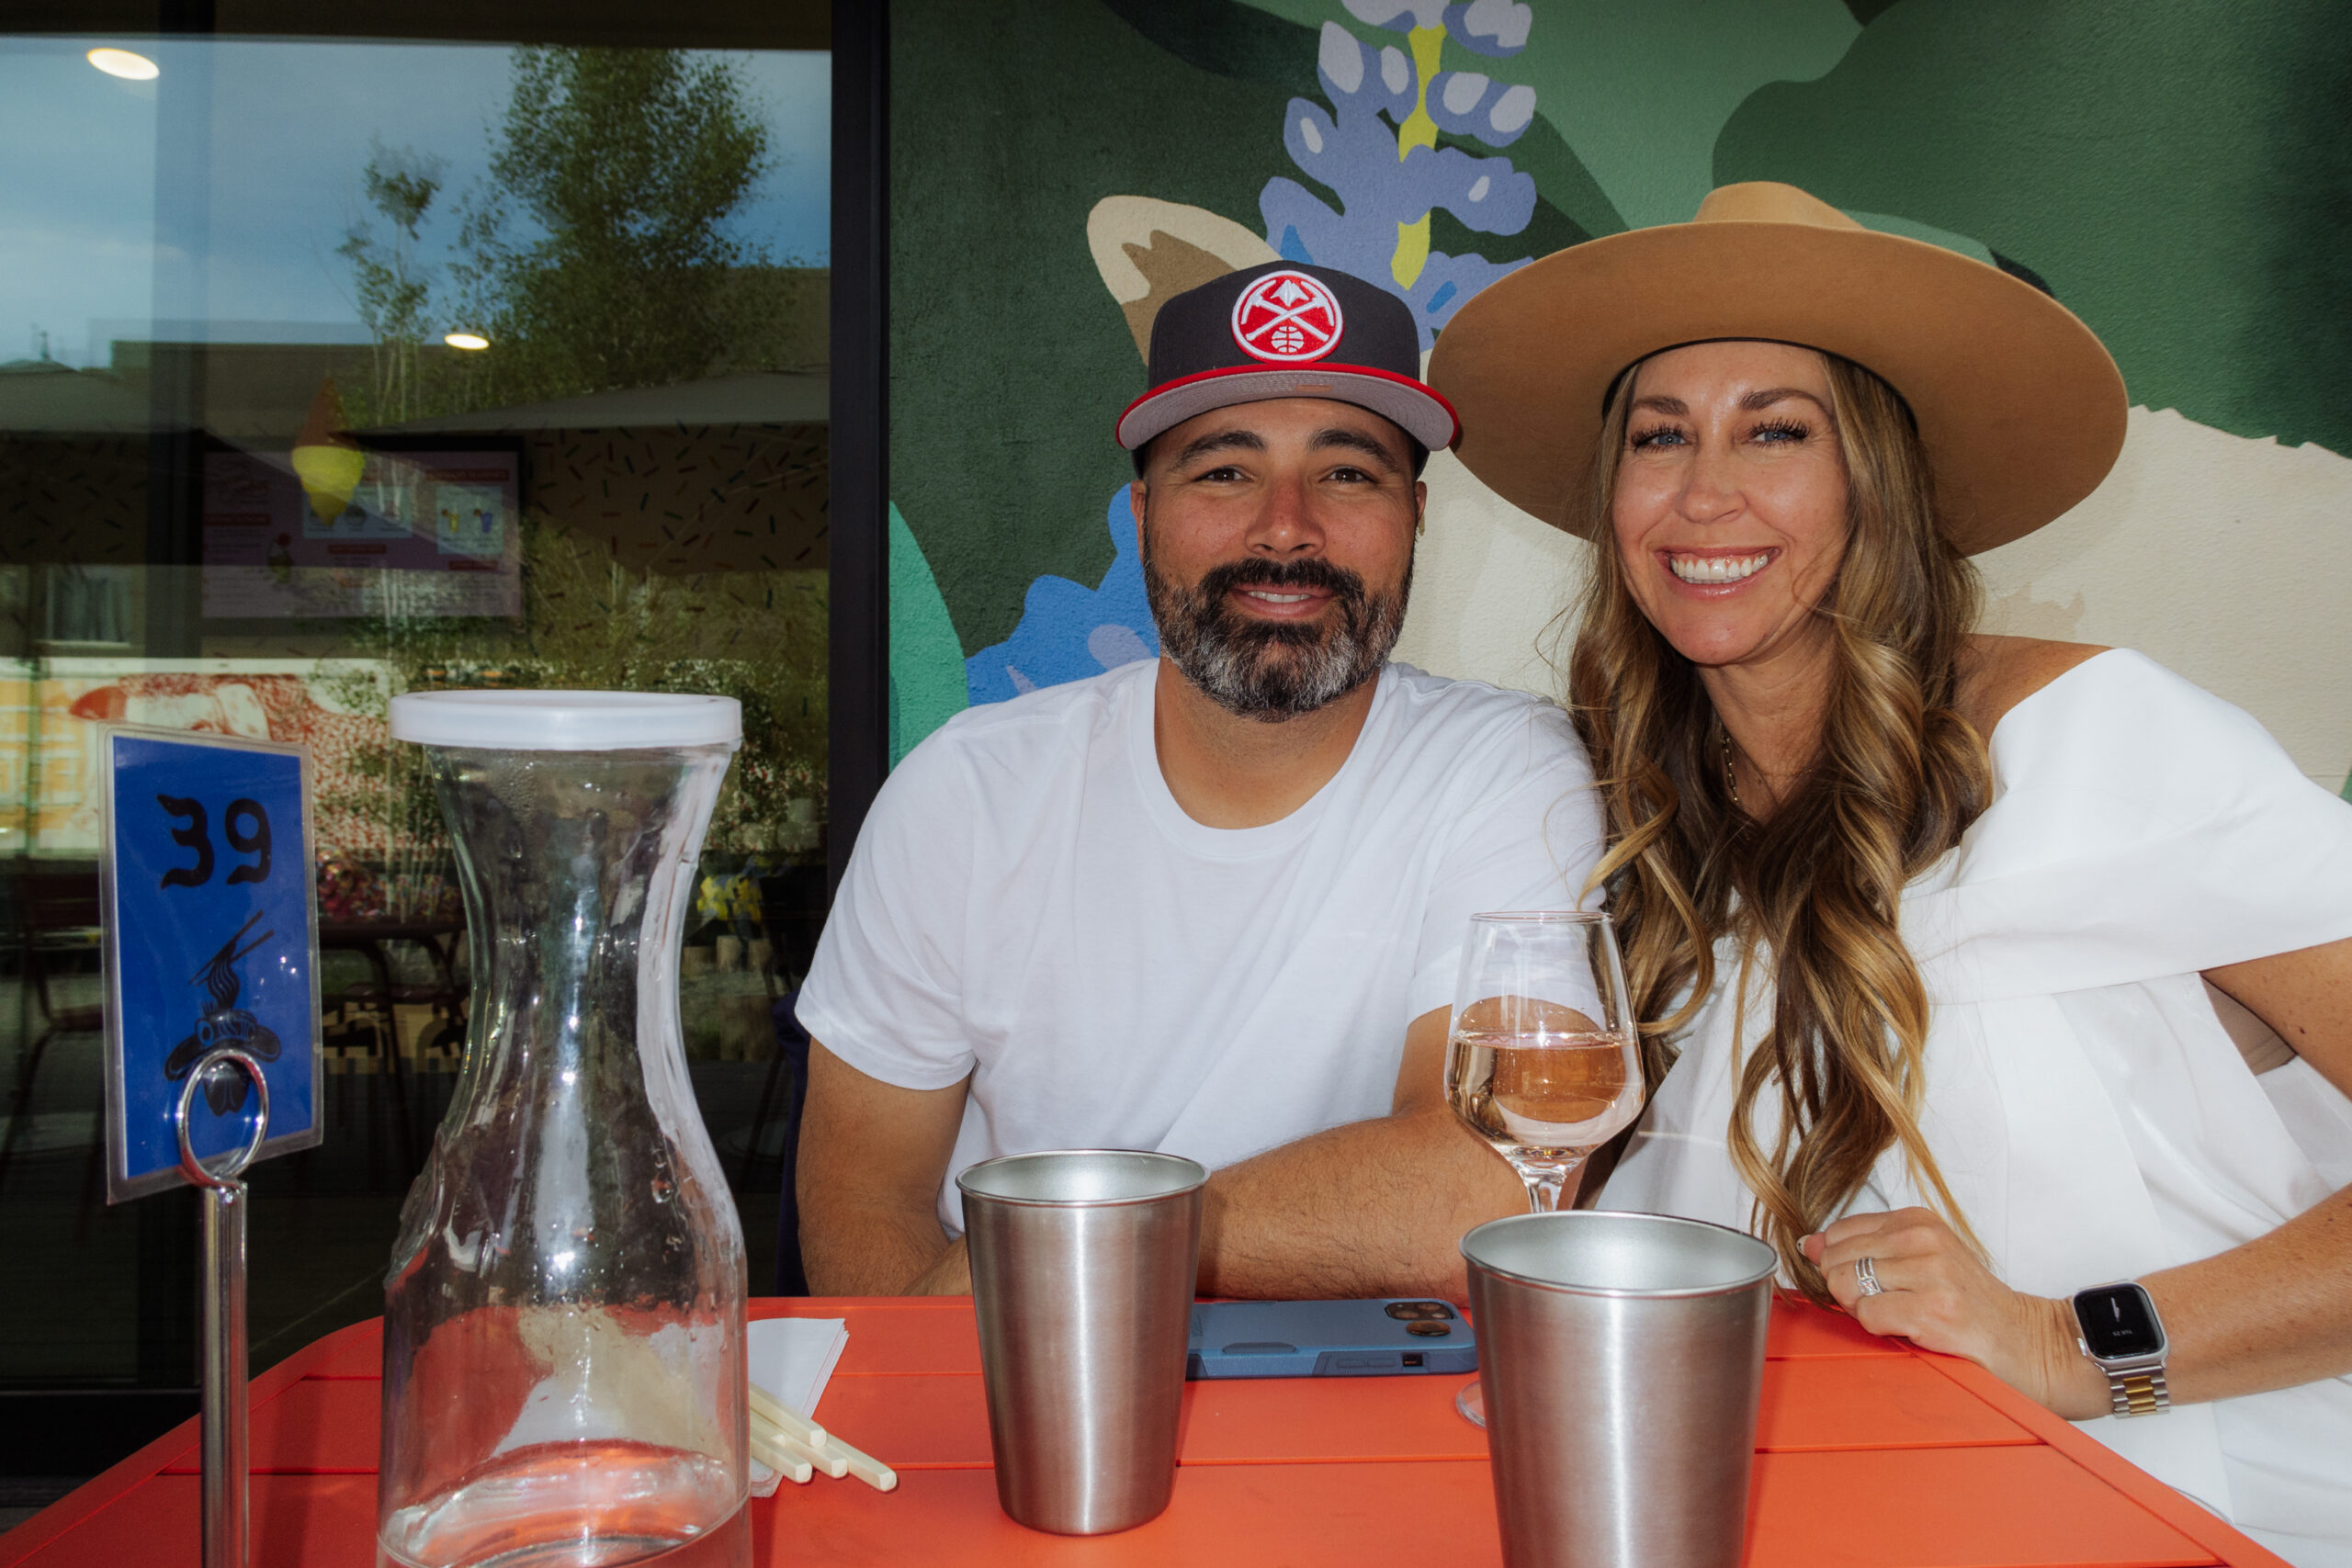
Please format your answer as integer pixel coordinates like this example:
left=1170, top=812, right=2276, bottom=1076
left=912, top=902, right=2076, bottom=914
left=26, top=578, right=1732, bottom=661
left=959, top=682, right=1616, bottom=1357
left=0, top=0, right=833, bottom=1492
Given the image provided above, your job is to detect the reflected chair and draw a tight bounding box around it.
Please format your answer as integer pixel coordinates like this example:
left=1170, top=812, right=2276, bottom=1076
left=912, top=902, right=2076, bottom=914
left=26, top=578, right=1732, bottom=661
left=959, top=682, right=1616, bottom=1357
left=0, top=873, right=107, bottom=1199
left=318, top=919, right=469, bottom=1174
left=317, top=926, right=417, bottom=1173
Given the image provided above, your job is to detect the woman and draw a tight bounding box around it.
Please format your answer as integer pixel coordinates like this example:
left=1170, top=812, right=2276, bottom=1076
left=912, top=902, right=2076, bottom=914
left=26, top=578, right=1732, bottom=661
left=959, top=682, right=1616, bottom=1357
left=1430, top=183, right=2352, bottom=1565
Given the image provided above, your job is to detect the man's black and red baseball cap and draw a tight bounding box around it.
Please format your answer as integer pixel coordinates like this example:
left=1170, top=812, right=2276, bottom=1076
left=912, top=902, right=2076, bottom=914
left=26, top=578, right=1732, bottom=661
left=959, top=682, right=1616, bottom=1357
left=1115, top=262, right=1460, bottom=457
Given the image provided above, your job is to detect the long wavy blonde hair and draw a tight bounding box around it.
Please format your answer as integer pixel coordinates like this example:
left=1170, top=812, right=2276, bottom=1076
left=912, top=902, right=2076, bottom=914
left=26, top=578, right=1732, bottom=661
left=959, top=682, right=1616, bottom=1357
left=1568, top=348, right=1992, bottom=1301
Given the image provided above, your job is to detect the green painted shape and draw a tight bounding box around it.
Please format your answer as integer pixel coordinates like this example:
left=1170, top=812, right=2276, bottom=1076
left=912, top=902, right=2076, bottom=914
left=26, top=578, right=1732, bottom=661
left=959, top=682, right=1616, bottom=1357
left=1713, top=0, right=2352, bottom=457
left=1845, top=209, right=1994, bottom=266
left=1503, top=0, right=1862, bottom=229
left=1229, top=0, right=1329, bottom=28
left=892, top=0, right=1298, bottom=654
left=1100, top=0, right=1320, bottom=84
left=888, top=502, right=970, bottom=766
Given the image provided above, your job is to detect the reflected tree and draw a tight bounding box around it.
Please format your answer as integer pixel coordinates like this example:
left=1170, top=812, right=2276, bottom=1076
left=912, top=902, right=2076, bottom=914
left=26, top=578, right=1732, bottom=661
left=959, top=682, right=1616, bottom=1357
left=339, top=46, right=817, bottom=416
left=453, top=47, right=775, bottom=402
left=326, top=47, right=829, bottom=888
left=337, top=141, right=447, bottom=425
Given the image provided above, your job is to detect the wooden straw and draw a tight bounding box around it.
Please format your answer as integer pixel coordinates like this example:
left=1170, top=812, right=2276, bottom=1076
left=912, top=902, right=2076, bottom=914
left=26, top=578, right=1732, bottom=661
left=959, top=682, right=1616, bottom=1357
left=747, top=1382, right=896, bottom=1493
left=815, top=1429, right=899, bottom=1494
left=747, top=1383, right=826, bottom=1449
left=749, top=1427, right=813, bottom=1484
left=755, top=1416, right=848, bottom=1480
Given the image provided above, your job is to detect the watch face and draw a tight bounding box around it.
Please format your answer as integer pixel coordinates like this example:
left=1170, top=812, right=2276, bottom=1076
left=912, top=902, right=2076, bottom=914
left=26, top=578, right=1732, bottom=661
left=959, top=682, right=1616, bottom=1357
left=2076, top=1284, right=2163, bottom=1359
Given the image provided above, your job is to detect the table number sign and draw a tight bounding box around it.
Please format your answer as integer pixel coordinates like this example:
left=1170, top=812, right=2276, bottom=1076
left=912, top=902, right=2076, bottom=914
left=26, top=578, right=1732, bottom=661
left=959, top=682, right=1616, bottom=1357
left=99, top=727, right=321, bottom=1201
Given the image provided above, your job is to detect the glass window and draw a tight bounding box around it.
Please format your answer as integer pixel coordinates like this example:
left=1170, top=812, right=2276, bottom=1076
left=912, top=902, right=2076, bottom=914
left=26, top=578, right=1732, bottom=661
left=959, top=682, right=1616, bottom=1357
left=0, top=10, right=829, bottom=1447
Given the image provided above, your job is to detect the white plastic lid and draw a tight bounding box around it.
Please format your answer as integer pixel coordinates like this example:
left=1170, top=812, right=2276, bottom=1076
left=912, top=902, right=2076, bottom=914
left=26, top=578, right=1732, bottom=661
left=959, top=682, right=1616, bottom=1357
left=390, top=690, right=741, bottom=750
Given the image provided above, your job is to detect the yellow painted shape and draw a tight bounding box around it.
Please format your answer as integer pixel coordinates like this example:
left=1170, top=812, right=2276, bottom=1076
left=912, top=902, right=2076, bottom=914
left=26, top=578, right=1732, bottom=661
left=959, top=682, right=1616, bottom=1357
left=291, top=442, right=367, bottom=522
left=1390, top=25, right=1446, bottom=289
left=1396, top=26, right=1442, bottom=157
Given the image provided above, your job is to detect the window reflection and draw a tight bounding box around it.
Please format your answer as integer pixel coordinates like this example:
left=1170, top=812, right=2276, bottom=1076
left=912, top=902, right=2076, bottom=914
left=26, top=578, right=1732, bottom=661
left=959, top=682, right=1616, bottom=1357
left=1, top=24, right=828, bottom=1404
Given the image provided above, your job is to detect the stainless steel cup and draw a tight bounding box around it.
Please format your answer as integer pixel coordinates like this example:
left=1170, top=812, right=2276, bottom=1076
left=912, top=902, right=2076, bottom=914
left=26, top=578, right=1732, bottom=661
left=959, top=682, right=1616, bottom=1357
left=1462, top=1211, right=1779, bottom=1568
left=957, top=1148, right=1208, bottom=1535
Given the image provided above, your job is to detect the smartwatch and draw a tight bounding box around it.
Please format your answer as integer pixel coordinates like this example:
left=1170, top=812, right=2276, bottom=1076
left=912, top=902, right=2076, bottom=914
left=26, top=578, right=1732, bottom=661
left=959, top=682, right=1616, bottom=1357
left=2071, top=1281, right=2170, bottom=1416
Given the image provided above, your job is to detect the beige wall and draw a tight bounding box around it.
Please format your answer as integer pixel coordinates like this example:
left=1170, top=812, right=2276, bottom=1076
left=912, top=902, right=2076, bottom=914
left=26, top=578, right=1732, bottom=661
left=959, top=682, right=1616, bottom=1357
left=1396, top=405, right=2352, bottom=795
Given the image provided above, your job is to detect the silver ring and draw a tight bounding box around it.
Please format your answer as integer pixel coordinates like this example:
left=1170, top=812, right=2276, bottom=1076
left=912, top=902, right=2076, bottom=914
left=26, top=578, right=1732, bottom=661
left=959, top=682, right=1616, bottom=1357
left=1854, top=1255, right=1885, bottom=1297
left=174, top=1047, right=271, bottom=1189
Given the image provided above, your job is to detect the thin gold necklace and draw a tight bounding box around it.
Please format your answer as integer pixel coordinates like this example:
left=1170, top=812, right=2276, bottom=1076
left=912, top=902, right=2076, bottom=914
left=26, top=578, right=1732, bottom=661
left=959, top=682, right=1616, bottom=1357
left=1721, top=724, right=1744, bottom=812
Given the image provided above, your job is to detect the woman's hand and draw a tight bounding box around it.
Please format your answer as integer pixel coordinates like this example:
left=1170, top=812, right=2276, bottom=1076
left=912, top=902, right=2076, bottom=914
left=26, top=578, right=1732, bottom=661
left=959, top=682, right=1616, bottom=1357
left=1803, top=1208, right=2111, bottom=1420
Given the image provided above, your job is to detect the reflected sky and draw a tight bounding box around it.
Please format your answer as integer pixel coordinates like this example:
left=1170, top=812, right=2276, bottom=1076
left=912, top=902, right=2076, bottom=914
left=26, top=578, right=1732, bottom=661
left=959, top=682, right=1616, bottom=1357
left=0, top=37, right=830, bottom=369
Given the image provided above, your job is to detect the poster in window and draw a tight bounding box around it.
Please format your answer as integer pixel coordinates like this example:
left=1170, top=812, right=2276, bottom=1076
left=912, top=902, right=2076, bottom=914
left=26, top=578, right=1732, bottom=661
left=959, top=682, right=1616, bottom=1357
left=200, top=445, right=522, bottom=618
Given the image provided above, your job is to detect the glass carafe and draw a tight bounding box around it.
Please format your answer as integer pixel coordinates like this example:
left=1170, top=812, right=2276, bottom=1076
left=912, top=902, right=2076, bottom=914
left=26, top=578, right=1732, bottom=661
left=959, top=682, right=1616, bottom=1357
left=378, top=692, right=748, bottom=1568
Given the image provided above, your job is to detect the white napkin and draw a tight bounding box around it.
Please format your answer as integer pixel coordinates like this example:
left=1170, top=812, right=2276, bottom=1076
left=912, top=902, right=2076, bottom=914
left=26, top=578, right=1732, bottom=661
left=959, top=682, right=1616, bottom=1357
left=746, top=1316, right=848, bottom=1495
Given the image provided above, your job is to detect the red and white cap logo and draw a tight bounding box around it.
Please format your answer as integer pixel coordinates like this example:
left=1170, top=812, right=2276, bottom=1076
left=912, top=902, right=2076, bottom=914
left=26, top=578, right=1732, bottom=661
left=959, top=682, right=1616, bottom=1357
left=1231, top=270, right=1344, bottom=364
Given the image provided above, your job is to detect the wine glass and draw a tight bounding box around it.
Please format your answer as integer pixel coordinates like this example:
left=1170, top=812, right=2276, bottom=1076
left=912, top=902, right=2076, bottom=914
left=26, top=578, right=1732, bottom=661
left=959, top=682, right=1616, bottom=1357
left=1445, top=910, right=1645, bottom=1427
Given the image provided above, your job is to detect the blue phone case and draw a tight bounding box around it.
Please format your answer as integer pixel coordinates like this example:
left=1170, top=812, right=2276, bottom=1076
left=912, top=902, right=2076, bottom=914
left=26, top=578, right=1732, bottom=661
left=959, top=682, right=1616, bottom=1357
left=1185, top=1298, right=1477, bottom=1379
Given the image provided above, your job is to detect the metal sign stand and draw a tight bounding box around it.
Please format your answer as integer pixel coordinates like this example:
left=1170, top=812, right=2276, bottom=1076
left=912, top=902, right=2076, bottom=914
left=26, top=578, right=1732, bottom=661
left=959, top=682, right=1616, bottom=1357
left=174, top=1048, right=270, bottom=1568
left=95, top=724, right=320, bottom=1568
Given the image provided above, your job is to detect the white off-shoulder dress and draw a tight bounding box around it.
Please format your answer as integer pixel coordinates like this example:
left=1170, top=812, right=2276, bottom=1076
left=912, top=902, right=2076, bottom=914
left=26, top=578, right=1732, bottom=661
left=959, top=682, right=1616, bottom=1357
left=1601, top=650, right=2352, bottom=1567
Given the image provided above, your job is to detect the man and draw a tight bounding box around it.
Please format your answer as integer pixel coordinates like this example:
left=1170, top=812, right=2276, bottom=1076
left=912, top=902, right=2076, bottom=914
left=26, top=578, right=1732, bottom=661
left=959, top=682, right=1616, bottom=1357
left=797, top=261, right=1601, bottom=1298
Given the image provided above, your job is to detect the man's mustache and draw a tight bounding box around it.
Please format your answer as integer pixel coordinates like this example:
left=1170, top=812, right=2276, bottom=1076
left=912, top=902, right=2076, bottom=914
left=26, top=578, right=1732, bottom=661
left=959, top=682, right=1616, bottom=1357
left=1195, top=557, right=1368, bottom=612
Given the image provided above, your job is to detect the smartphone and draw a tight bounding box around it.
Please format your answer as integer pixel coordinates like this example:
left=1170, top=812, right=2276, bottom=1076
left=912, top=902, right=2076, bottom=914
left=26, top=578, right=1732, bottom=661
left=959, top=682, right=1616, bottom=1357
left=1185, top=1298, right=1476, bottom=1379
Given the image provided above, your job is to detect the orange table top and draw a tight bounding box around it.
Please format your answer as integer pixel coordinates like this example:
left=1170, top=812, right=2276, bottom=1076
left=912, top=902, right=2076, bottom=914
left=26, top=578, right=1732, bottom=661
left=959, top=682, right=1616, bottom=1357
left=0, top=1296, right=2289, bottom=1567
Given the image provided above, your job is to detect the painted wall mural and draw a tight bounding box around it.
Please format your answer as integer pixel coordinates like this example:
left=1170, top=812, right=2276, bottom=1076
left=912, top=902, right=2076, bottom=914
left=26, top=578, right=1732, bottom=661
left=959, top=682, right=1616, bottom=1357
left=888, top=0, right=2352, bottom=790
left=1262, top=3, right=1539, bottom=340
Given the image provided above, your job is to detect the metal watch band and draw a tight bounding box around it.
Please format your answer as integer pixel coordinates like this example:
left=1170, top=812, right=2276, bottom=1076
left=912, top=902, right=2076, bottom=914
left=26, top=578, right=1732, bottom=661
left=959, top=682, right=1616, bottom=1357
left=2108, top=1368, right=2170, bottom=1417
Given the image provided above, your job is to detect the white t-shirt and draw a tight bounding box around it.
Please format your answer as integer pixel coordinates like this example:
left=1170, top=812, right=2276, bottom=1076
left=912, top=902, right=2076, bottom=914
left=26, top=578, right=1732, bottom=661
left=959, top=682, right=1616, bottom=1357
left=799, top=659, right=1603, bottom=1231
left=1601, top=651, right=2352, bottom=1567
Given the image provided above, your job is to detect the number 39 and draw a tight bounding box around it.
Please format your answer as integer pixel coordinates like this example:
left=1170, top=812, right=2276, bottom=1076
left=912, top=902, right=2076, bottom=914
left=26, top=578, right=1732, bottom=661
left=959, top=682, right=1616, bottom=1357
left=157, top=795, right=273, bottom=889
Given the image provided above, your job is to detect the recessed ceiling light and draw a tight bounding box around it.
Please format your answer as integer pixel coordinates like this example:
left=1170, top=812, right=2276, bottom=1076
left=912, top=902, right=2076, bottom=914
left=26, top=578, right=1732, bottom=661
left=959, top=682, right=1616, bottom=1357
left=444, top=332, right=491, bottom=351
left=87, top=48, right=159, bottom=81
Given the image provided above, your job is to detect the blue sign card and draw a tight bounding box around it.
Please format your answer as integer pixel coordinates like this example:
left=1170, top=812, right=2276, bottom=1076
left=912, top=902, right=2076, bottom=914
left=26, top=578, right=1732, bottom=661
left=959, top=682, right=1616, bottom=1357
left=101, top=727, right=322, bottom=1201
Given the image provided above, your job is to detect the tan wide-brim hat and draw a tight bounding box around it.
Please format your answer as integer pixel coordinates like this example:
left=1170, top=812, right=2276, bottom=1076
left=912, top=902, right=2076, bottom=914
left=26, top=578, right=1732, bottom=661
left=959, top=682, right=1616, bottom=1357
left=1427, top=182, right=2129, bottom=555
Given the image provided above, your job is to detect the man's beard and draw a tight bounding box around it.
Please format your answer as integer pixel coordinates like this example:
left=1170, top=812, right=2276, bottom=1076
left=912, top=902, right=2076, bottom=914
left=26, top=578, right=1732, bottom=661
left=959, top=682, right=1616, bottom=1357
left=1142, top=535, right=1412, bottom=721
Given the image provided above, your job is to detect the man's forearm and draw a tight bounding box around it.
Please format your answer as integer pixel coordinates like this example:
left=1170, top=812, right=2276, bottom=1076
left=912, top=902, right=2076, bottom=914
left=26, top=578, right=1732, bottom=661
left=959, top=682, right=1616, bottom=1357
left=796, top=1042, right=974, bottom=1295
left=1195, top=1106, right=1532, bottom=1302
left=799, top=1201, right=958, bottom=1296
